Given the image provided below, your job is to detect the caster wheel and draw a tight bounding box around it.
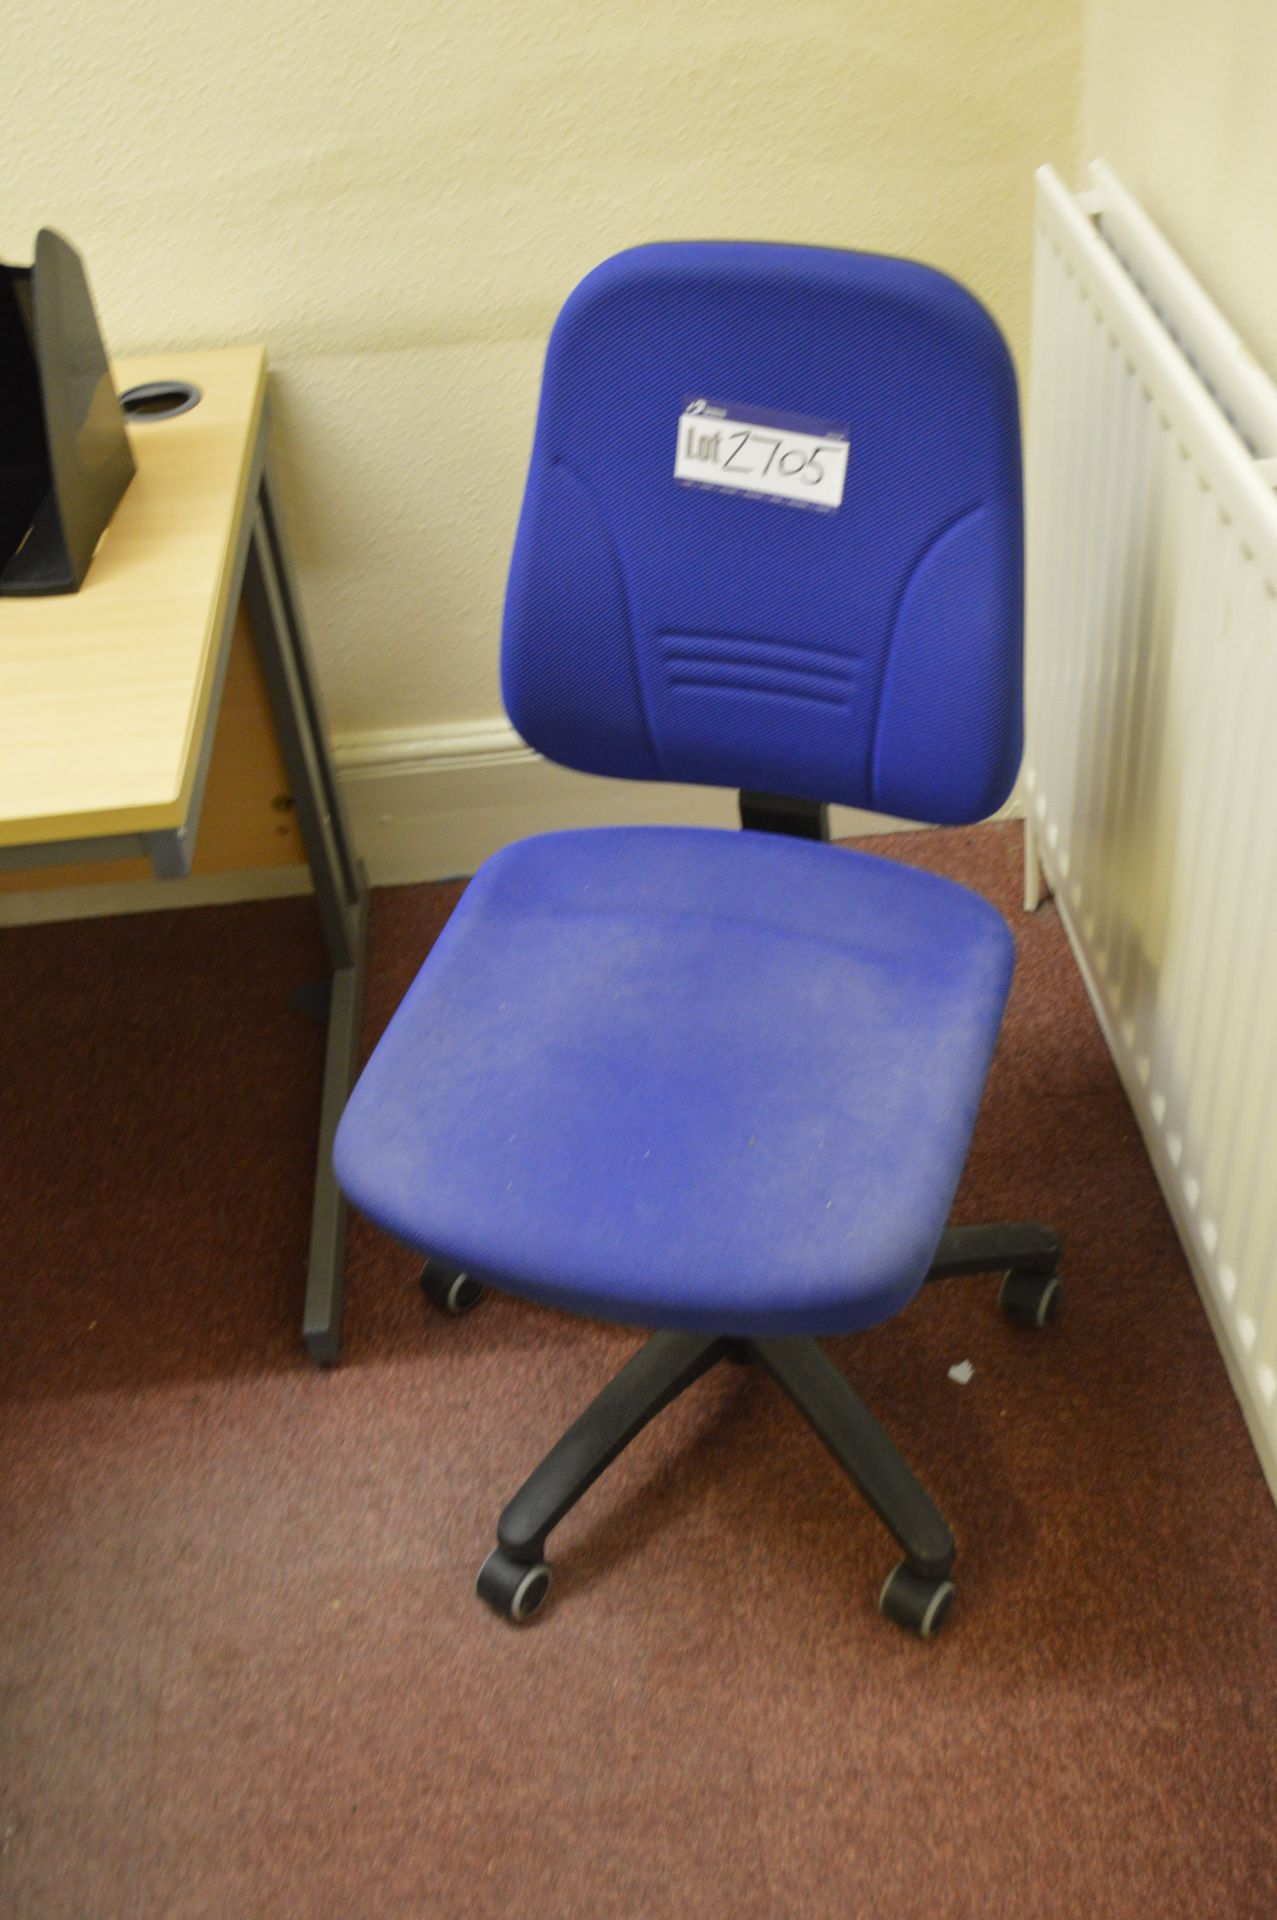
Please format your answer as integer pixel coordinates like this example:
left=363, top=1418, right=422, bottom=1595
left=998, top=1269, right=1061, bottom=1329
left=477, top=1547, right=553, bottom=1624
left=879, top=1561, right=955, bottom=1639
left=419, top=1260, right=486, bottom=1316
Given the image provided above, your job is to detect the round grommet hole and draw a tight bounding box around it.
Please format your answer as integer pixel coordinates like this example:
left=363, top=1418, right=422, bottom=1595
left=119, top=380, right=202, bottom=421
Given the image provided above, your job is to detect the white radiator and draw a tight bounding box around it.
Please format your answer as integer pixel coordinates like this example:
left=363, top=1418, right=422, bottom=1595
left=1025, top=161, right=1277, bottom=1496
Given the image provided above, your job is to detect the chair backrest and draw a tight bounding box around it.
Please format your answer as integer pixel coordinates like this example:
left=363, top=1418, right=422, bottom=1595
left=501, top=242, right=1022, bottom=825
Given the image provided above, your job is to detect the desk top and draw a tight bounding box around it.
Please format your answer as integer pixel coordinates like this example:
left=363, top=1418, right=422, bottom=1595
left=0, top=345, right=267, bottom=848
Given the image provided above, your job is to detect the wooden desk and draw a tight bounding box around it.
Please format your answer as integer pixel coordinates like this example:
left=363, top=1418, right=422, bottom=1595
left=0, top=347, right=368, bottom=1363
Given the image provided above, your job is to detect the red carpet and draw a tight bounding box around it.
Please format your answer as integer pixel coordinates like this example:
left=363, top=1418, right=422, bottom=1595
left=2, top=821, right=1275, bottom=1917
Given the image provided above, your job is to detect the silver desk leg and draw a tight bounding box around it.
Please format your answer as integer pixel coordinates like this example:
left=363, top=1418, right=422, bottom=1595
left=241, top=454, right=369, bottom=1365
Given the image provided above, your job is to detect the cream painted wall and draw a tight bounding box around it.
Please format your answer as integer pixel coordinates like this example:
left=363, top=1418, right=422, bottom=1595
left=1080, top=0, right=1277, bottom=380
left=6, top=0, right=1081, bottom=741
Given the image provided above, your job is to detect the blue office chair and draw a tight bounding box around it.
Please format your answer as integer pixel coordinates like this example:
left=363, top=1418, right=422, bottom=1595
left=334, top=242, right=1061, bottom=1637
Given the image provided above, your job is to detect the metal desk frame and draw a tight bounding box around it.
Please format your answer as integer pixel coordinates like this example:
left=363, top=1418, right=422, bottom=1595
left=0, top=399, right=368, bottom=1365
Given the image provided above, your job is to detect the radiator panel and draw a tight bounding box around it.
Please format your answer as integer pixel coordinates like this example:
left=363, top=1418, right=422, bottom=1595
left=1026, top=165, right=1277, bottom=1492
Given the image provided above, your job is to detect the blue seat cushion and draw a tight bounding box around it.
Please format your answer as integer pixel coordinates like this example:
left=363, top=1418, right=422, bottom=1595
left=334, top=828, right=1015, bottom=1336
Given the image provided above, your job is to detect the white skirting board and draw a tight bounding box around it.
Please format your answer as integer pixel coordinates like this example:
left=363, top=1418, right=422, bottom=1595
left=1, top=714, right=1022, bottom=924
left=334, top=718, right=942, bottom=885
